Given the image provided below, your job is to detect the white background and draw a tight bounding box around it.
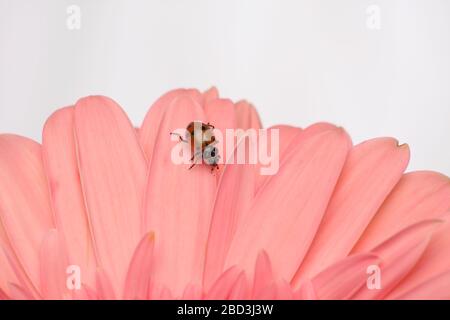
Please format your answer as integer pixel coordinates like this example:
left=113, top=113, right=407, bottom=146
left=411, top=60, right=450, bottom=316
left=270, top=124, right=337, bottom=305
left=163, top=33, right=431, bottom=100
left=1, top=0, right=449, bottom=175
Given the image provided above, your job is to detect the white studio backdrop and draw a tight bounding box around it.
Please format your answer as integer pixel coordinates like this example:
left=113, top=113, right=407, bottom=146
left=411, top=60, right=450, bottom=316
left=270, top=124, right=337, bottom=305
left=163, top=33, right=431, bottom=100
left=0, top=0, right=449, bottom=175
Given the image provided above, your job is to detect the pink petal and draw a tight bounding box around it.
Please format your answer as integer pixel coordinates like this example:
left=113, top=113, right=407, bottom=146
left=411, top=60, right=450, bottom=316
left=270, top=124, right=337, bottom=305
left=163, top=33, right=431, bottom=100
left=294, top=138, right=409, bottom=285
left=256, top=283, right=277, bottom=300
left=353, top=171, right=450, bottom=251
left=228, top=272, right=250, bottom=300
left=203, top=98, right=237, bottom=182
left=312, top=253, right=380, bottom=300
left=182, top=284, right=203, bottom=300
left=39, top=229, right=70, bottom=300
left=142, top=95, right=216, bottom=296
left=225, top=125, right=351, bottom=282
left=352, top=171, right=450, bottom=298
left=275, top=280, right=294, bottom=299
left=73, top=285, right=98, bottom=300
left=0, top=287, right=8, bottom=300
left=395, top=270, right=450, bottom=300
left=254, top=125, right=302, bottom=193
left=294, top=280, right=317, bottom=300
left=139, top=88, right=202, bottom=161
left=124, top=232, right=155, bottom=300
left=252, top=251, right=275, bottom=299
left=74, top=96, right=147, bottom=294
left=0, top=134, right=54, bottom=294
left=204, top=98, right=236, bottom=131
left=202, top=86, right=219, bottom=104
left=7, top=283, right=34, bottom=300
left=42, top=106, right=97, bottom=287
left=203, top=134, right=257, bottom=290
left=234, top=100, right=262, bottom=130
left=148, top=282, right=173, bottom=300
left=0, top=229, right=19, bottom=296
left=206, top=267, right=242, bottom=300
left=386, top=218, right=450, bottom=299
left=352, top=219, right=442, bottom=299
left=0, top=244, right=36, bottom=298
left=96, top=269, right=116, bottom=300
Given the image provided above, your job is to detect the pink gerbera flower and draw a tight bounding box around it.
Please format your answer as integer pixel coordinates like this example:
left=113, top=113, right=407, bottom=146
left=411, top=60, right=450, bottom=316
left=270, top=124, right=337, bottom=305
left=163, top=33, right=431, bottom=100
left=0, top=87, right=449, bottom=300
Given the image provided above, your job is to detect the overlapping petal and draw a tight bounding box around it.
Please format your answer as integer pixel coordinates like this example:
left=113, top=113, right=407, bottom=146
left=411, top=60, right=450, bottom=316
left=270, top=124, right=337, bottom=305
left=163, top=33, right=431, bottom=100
left=0, top=134, right=55, bottom=297
left=74, top=96, right=147, bottom=294
left=0, top=87, right=449, bottom=300
left=224, top=124, right=352, bottom=281
left=294, top=138, right=410, bottom=284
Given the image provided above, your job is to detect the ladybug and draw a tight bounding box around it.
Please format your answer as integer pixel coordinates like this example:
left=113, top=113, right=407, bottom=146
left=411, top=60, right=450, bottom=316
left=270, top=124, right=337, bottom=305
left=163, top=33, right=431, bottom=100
left=171, top=121, right=220, bottom=172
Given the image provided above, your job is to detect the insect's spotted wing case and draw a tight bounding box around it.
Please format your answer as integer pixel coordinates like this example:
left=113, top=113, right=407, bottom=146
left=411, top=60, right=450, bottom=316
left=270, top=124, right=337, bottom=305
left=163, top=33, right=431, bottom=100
left=171, top=121, right=220, bottom=172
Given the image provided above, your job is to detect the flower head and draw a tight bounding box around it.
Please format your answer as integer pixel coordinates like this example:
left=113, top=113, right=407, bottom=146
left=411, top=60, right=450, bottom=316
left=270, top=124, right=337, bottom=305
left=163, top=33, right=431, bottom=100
left=0, top=87, right=449, bottom=300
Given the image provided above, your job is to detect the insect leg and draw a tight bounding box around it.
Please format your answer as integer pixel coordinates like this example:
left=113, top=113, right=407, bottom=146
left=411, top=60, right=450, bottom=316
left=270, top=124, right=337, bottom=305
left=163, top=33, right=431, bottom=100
left=170, top=132, right=188, bottom=143
left=188, top=163, right=197, bottom=170
left=190, top=149, right=203, bottom=161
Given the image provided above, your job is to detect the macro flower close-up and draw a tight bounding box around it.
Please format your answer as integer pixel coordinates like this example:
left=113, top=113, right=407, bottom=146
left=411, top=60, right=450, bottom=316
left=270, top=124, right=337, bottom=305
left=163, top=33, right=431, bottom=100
left=0, top=87, right=449, bottom=300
